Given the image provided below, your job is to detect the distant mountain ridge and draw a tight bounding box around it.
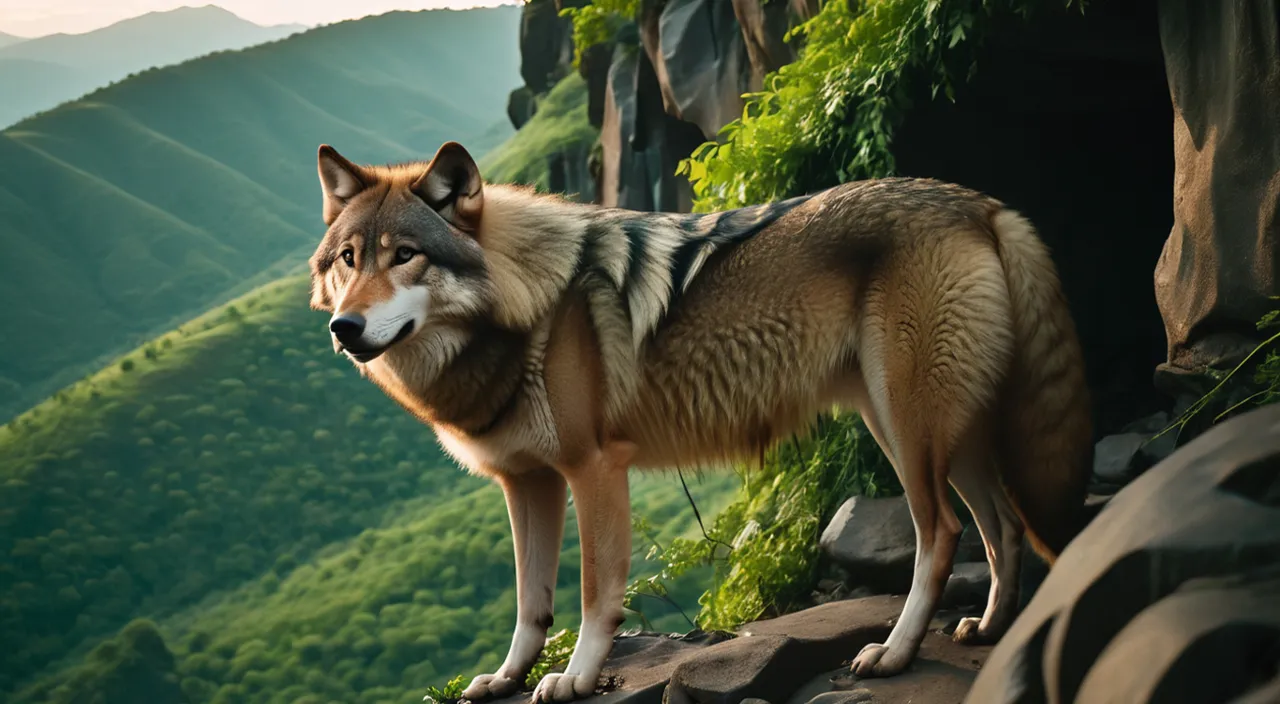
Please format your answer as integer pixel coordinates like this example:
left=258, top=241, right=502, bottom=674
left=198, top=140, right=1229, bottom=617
left=0, top=5, right=521, bottom=423
left=0, top=5, right=306, bottom=127
left=0, top=31, right=26, bottom=49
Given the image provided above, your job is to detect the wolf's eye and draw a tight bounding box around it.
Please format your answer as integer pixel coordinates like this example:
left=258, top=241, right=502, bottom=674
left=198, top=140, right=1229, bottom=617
left=393, top=247, right=419, bottom=265
left=341, top=249, right=354, bottom=267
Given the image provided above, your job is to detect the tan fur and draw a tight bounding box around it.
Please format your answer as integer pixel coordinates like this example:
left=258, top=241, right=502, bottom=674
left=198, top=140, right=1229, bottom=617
left=307, top=143, right=1094, bottom=700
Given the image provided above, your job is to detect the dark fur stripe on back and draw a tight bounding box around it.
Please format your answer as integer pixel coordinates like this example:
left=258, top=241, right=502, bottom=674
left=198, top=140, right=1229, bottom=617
left=575, top=193, right=814, bottom=347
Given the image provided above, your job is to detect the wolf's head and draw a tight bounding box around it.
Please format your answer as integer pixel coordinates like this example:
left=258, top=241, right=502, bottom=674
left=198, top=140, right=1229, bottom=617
left=308, top=142, right=491, bottom=364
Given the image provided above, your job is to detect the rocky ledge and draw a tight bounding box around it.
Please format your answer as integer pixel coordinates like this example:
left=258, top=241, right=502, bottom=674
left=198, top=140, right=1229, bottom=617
left=485, top=597, right=990, bottom=704
left=471, top=403, right=1280, bottom=704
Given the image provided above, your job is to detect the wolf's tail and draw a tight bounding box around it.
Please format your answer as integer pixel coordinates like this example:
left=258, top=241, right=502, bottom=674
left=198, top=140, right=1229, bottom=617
left=989, top=209, right=1093, bottom=563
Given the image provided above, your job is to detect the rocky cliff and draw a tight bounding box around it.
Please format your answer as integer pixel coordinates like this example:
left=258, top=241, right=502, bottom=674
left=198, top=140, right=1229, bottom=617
left=484, top=2, right=1280, bottom=701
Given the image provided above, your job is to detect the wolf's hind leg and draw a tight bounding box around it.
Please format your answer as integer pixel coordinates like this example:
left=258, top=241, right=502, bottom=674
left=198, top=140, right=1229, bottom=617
left=948, top=428, right=1024, bottom=645
left=463, top=467, right=567, bottom=701
left=851, top=442, right=962, bottom=677
left=532, top=441, right=636, bottom=703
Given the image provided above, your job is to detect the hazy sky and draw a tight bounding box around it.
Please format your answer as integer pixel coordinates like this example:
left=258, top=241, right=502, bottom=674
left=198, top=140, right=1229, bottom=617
left=0, top=1, right=519, bottom=37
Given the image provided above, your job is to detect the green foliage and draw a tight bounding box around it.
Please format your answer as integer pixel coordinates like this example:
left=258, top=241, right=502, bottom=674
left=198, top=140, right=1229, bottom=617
left=1154, top=299, right=1280, bottom=442
left=38, top=619, right=188, bottom=704
left=559, top=0, right=641, bottom=68
left=422, top=674, right=467, bottom=704
left=678, top=0, right=1067, bottom=212
left=525, top=629, right=579, bottom=688
left=627, top=414, right=897, bottom=631
left=0, top=6, right=521, bottom=422
left=479, top=74, right=597, bottom=192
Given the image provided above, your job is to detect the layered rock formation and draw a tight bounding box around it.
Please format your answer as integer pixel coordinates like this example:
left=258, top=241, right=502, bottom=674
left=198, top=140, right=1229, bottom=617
left=506, top=0, right=812, bottom=208
left=967, top=403, right=1280, bottom=704
left=1152, top=0, right=1280, bottom=402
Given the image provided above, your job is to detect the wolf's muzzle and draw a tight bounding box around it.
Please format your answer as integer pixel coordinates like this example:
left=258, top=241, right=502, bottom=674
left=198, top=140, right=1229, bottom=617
left=329, top=312, right=367, bottom=348
left=330, top=315, right=414, bottom=363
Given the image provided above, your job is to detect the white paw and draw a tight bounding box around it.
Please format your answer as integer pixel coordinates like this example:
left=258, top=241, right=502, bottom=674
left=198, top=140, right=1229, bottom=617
left=530, top=672, right=596, bottom=702
left=461, top=673, right=521, bottom=701
left=850, top=641, right=909, bottom=678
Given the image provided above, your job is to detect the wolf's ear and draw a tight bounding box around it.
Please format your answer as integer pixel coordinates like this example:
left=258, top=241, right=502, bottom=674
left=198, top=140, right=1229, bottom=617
left=318, top=145, right=368, bottom=226
left=412, top=141, right=484, bottom=233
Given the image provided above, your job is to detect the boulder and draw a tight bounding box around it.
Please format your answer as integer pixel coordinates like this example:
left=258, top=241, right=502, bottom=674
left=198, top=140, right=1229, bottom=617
left=939, top=562, right=990, bottom=610
left=641, top=0, right=754, bottom=140
left=731, top=0, right=796, bottom=81
left=518, top=0, right=574, bottom=94
left=1074, top=568, right=1280, bottom=704
left=664, top=635, right=800, bottom=704
left=966, top=403, right=1280, bottom=704
left=548, top=140, right=597, bottom=203
left=599, top=45, right=653, bottom=210
left=598, top=43, right=699, bottom=212
left=580, top=41, right=615, bottom=129
left=668, top=596, right=903, bottom=703
left=1153, top=0, right=1280, bottom=393
left=507, top=86, right=538, bottom=130
left=787, top=627, right=992, bottom=704
left=819, top=496, right=916, bottom=593
left=1092, top=432, right=1147, bottom=483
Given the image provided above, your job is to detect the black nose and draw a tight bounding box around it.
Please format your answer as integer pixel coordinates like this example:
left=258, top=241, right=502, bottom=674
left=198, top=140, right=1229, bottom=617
left=329, top=312, right=366, bottom=345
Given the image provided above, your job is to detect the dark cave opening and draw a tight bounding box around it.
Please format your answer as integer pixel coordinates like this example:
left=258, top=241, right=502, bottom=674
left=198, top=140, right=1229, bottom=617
left=892, top=1, right=1176, bottom=437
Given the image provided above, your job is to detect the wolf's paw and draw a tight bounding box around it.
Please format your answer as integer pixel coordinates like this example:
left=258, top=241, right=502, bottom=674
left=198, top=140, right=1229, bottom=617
left=461, top=673, right=521, bottom=701
left=952, top=617, right=1001, bottom=646
left=850, top=642, right=909, bottom=678
left=530, top=673, right=596, bottom=703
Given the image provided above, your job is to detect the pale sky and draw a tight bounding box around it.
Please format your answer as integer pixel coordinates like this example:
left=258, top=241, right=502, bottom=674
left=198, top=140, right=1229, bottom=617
left=0, top=1, right=519, bottom=37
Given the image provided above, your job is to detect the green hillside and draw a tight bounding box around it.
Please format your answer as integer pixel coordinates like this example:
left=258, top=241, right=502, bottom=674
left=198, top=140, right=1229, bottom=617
left=0, top=270, right=737, bottom=701
left=1, top=65, right=742, bottom=702
left=0, top=5, right=521, bottom=423
left=479, top=73, right=597, bottom=192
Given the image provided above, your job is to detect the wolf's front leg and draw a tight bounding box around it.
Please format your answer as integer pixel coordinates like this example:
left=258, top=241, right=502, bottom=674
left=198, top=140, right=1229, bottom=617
left=532, top=441, right=636, bottom=703
left=463, top=468, right=567, bottom=701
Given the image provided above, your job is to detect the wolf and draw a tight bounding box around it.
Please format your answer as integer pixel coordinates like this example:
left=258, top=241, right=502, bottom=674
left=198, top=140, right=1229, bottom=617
left=307, top=141, right=1092, bottom=702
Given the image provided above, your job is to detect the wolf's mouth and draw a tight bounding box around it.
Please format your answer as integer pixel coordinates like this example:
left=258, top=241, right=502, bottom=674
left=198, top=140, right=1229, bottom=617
left=343, top=320, right=415, bottom=363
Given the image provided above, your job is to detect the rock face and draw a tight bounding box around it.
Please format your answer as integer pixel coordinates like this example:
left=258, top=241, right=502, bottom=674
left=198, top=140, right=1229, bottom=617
left=966, top=403, right=1280, bottom=704
left=786, top=629, right=991, bottom=704
left=597, top=42, right=706, bottom=211
left=819, top=496, right=916, bottom=594
left=518, top=0, right=574, bottom=95
left=504, top=0, right=807, bottom=210
left=1152, top=0, right=1280, bottom=394
left=640, top=0, right=754, bottom=141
